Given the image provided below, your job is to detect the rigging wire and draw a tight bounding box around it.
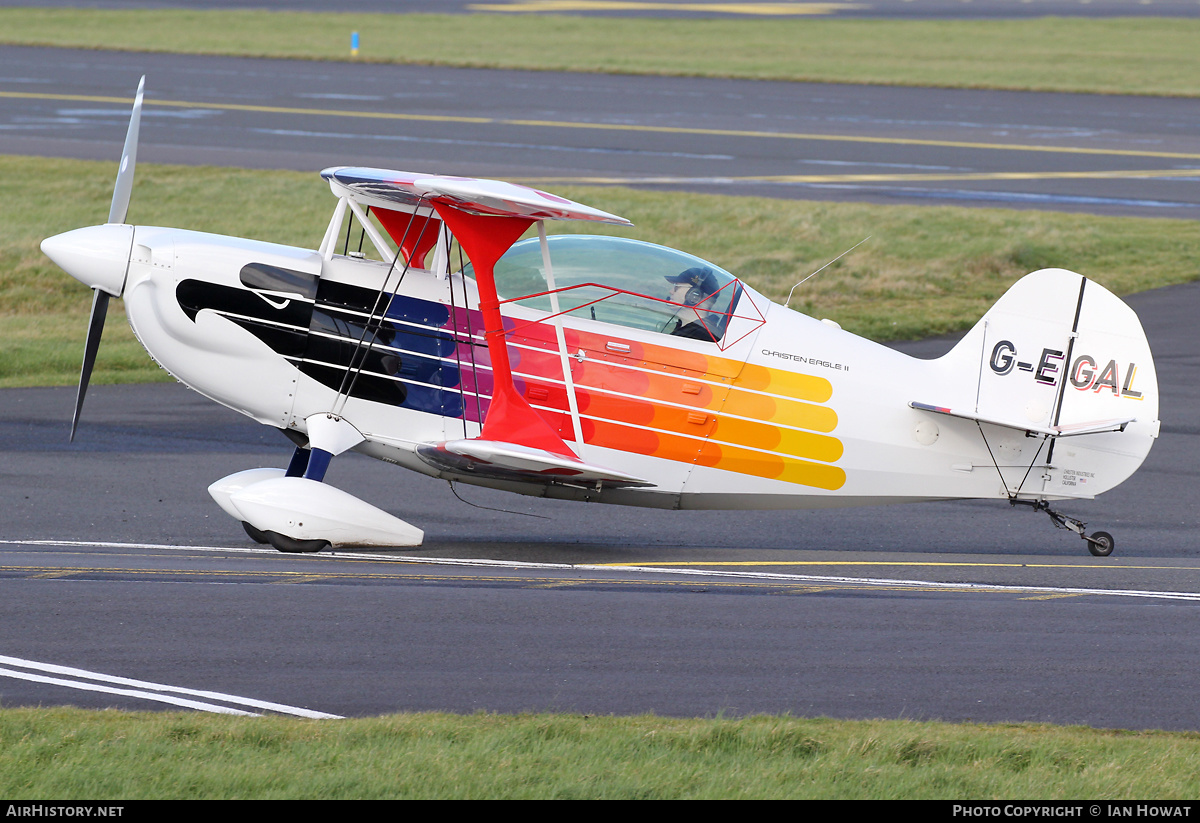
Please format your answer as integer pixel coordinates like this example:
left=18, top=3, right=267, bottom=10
left=975, top=421, right=1051, bottom=501
left=457, top=241, right=486, bottom=437
left=444, top=228, right=470, bottom=441
left=332, top=199, right=434, bottom=415
left=448, top=481, right=551, bottom=519
left=356, top=206, right=369, bottom=256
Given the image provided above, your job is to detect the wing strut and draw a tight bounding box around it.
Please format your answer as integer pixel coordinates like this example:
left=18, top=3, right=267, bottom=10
left=538, top=220, right=584, bottom=448
left=433, top=204, right=577, bottom=459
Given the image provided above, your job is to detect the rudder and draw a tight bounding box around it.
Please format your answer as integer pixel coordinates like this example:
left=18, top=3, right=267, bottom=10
left=939, top=268, right=1159, bottom=498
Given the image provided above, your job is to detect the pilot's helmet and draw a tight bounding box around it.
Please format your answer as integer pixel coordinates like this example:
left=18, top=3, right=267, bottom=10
left=665, top=267, right=718, bottom=305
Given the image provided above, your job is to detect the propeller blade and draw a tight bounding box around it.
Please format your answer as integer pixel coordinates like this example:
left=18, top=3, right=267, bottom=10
left=69, top=76, right=143, bottom=440
left=70, top=288, right=110, bottom=442
left=107, top=75, right=145, bottom=225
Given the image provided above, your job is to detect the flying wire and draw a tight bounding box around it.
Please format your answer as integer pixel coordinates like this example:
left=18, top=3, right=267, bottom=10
left=448, top=481, right=552, bottom=519
left=457, top=242, right=486, bottom=436
left=334, top=201, right=434, bottom=415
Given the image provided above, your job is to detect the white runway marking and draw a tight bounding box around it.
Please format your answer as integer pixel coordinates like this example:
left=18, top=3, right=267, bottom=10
left=0, top=655, right=343, bottom=719
left=6, top=538, right=1200, bottom=603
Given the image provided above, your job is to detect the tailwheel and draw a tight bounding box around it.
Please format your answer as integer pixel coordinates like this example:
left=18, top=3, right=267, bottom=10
left=263, top=530, right=330, bottom=554
left=1011, top=499, right=1116, bottom=557
left=1086, top=531, right=1115, bottom=558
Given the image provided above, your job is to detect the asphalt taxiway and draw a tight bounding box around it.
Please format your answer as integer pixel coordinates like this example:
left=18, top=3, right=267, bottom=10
left=3, top=28, right=1199, bottom=726
left=1, top=282, right=1197, bottom=725
left=4, top=46, right=1200, bottom=217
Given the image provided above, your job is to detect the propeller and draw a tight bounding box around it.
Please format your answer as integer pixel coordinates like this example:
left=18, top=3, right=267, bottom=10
left=70, top=288, right=110, bottom=441
left=64, top=76, right=145, bottom=441
left=108, top=76, right=144, bottom=226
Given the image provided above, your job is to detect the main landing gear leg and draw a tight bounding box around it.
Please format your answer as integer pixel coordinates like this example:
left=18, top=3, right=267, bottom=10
left=254, top=444, right=336, bottom=554
left=209, top=415, right=425, bottom=553
left=252, top=436, right=337, bottom=553
left=238, top=445, right=314, bottom=548
left=1012, top=499, right=1115, bottom=557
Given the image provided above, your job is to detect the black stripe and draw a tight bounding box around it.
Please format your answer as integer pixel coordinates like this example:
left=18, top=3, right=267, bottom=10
left=1046, top=275, right=1088, bottom=464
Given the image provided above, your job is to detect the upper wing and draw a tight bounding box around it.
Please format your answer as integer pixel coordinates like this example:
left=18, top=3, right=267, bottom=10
left=321, top=166, right=633, bottom=226
left=323, top=166, right=642, bottom=484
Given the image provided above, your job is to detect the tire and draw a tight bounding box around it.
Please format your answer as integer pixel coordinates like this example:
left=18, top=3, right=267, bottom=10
left=1087, top=531, right=1115, bottom=557
left=264, top=530, right=330, bottom=554
left=242, top=521, right=270, bottom=545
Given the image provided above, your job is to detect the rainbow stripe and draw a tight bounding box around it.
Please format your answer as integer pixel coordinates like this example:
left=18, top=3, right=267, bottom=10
left=405, top=297, right=845, bottom=490
left=507, top=324, right=846, bottom=491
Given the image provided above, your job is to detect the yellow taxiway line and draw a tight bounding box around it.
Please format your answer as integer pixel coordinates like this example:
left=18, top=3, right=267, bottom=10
left=523, top=168, right=1200, bottom=185
left=6, top=89, right=1200, bottom=162
left=468, top=1, right=864, bottom=14
left=600, top=560, right=1200, bottom=570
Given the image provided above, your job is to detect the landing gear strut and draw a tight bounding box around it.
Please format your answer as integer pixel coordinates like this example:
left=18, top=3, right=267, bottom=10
left=1012, top=499, right=1115, bottom=557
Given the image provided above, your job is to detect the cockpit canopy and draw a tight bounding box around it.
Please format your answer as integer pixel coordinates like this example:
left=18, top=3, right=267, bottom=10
left=477, top=235, right=742, bottom=342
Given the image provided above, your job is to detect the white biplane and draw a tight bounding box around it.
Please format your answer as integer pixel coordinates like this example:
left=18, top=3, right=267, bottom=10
left=41, top=80, right=1160, bottom=556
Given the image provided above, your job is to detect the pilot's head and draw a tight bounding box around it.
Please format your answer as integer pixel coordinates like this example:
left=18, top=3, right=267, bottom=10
left=665, top=267, right=718, bottom=307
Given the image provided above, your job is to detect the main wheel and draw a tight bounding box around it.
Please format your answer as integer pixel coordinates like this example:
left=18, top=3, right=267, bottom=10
left=1087, top=531, right=1115, bottom=557
left=264, top=530, right=330, bottom=554
left=242, top=521, right=270, bottom=545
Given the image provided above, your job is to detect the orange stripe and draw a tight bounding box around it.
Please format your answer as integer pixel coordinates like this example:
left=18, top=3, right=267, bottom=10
left=575, top=363, right=716, bottom=409
left=509, top=321, right=845, bottom=488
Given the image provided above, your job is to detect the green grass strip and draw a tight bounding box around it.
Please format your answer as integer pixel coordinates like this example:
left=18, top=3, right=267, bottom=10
left=1, top=9, right=1199, bottom=96
left=6, top=154, right=1200, bottom=387
left=3, top=708, right=1200, bottom=799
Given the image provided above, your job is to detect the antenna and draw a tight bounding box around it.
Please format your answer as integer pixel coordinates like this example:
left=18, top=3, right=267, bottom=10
left=784, top=235, right=871, bottom=308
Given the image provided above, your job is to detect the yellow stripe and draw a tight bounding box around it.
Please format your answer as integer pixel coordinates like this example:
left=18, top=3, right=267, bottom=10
left=526, top=168, right=1200, bottom=185
left=0, top=90, right=493, bottom=125
left=7, top=89, right=1200, bottom=162
left=721, top=388, right=839, bottom=433
left=600, top=560, right=1179, bottom=569
left=710, top=415, right=843, bottom=463
left=733, top=363, right=833, bottom=403
left=468, top=1, right=860, bottom=14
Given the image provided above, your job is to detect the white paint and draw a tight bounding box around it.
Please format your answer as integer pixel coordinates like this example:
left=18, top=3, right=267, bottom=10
left=0, top=655, right=343, bottom=719
left=229, top=477, right=425, bottom=547
left=0, top=668, right=257, bottom=716
left=305, top=413, right=365, bottom=456
left=5, top=539, right=1200, bottom=603
left=208, top=467, right=286, bottom=521
left=539, top=220, right=584, bottom=448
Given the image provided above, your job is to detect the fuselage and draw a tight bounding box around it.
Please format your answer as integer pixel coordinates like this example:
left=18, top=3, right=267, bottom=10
left=114, top=225, right=1158, bottom=512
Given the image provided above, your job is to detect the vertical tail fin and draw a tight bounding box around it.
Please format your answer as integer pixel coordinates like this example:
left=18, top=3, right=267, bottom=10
left=937, top=268, right=1159, bottom=497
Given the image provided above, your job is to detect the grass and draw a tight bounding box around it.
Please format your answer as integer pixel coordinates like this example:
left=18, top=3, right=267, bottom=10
left=3, top=708, right=1200, bottom=799
left=1, top=9, right=1200, bottom=96
left=0, top=158, right=335, bottom=388
left=6, top=154, right=1200, bottom=387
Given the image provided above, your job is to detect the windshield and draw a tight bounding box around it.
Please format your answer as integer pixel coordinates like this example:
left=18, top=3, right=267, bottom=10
left=472, top=235, right=742, bottom=342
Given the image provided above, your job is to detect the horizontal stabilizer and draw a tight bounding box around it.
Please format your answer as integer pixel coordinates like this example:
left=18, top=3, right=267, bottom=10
left=910, top=401, right=1135, bottom=438
left=417, top=439, right=654, bottom=488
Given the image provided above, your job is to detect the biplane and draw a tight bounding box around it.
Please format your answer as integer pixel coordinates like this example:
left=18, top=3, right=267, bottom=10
left=41, top=79, right=1160, bottom=556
